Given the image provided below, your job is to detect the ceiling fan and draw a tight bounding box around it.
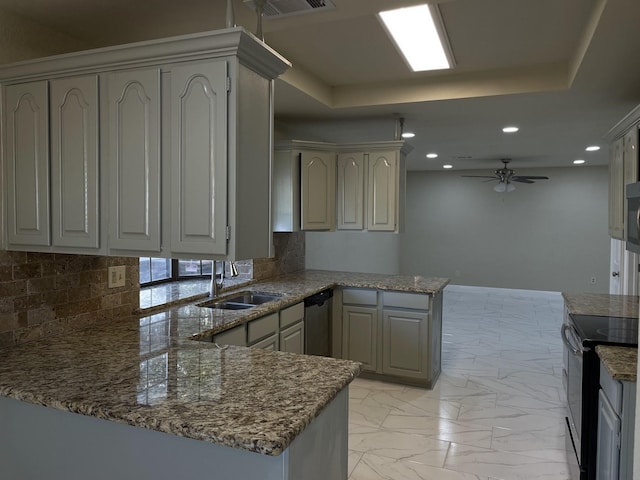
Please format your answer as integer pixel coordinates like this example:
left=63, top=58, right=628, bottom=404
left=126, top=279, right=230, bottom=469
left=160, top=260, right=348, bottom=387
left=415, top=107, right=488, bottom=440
left=461, top=159, right=549, bottom=192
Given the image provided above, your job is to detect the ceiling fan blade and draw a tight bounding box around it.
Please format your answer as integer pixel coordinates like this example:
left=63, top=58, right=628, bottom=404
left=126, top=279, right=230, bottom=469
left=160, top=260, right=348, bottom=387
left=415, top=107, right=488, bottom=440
left=512, top=178, right=535, bottom=184
left=460, top=175, right=499, bottom=179
left=513, top=175, right=549, bottom=180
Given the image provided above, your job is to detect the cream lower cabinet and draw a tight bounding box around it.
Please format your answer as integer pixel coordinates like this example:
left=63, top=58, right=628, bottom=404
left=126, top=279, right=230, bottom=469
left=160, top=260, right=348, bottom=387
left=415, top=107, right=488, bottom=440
left=340, top=288, right=441, bottom=388
left=343, top=305, right=378, bottom=372
left=279, top=302, right=305, bottom=354
left=206, top=302, right=305, bottom=353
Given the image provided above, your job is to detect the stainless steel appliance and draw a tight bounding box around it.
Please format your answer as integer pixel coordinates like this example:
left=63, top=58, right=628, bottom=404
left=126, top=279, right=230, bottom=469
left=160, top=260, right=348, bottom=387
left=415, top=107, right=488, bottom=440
left=562, top=314, right=638, bottom=479
left=304, top=289, right=333, bottom=357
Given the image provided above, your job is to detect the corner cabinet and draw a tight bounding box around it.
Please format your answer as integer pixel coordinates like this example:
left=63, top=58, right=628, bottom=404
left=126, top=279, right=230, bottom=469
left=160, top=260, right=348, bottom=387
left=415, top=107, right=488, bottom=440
left=340, top=287, right=442, bottom=388
left=337, top=142, right=410, bottom=233
left=0, top=28, right=290, bottom=259
left=273, top=141, right=336, bottom=232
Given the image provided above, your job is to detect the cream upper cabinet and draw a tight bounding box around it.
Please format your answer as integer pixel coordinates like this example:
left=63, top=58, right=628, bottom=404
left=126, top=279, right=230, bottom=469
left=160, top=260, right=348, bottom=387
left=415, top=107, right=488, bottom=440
left=337, top=152, right=365, bottom=230
left=107, top=68, right=161, bottom=253
left=301, top=150, right=336, bottom=231
left=273, top=141, right=336, bottom=232
left=368, top=150, right=399, bottom=232
left=336, top=141, right=409, bottom=233
left=0, top=28, right=290, bottom=258
left=50, top=76, right=100, bottom=250
left=170, top=61, right=228, bottom=256
left=609, top=137, right=624, bottom=239
left=4, top=81, right=51, bottom=248
left=606, top=107, right=640, bottom=241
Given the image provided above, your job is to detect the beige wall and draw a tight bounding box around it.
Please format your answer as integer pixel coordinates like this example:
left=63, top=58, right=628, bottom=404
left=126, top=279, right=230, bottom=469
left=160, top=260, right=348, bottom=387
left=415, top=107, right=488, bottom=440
left=0, top=253, right=139, bottom=348
left=0, top=8, right=90, bottom=64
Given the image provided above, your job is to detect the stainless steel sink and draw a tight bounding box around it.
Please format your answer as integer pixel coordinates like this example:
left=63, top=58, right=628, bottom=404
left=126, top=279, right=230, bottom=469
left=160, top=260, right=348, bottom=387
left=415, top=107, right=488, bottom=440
left=202, top=301, right=254, bottom=310
left=196, top=291, right=283, bottom=310
left=224, top=292, right=282, bottom=305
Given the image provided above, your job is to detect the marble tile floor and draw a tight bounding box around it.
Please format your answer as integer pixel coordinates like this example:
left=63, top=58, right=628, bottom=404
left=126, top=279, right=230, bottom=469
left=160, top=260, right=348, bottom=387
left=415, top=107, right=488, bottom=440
left=347, top=284, right=569, bottom=480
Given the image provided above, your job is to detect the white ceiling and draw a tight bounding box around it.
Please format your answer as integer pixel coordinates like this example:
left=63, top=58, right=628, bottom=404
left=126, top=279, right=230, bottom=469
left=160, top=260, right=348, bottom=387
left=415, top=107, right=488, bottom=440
left=1, top=0, right=639, bottom=172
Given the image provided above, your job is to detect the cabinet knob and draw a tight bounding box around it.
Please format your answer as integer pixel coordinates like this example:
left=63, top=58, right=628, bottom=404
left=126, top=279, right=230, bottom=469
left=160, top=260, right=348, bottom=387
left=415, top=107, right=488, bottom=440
left=612, top=271, right=620, bottom=277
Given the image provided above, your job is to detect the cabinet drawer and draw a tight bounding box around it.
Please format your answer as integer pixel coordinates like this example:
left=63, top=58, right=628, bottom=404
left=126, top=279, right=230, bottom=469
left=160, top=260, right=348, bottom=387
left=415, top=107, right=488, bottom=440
left=213, top=324, right=247, bottom=347
left=248, top=312, right=279, bottom=344
left=280, top=302, right=304, bottom=329
left=342, top=288, right=377, bottom=306
left=383, top=291, right=429, bottom=311
left=600, top=362, right=623, bottom=414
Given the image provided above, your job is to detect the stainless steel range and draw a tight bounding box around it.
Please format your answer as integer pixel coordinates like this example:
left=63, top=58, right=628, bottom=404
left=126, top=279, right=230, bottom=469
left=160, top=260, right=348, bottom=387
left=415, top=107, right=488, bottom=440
left=562, top=313, right=638, bottom=479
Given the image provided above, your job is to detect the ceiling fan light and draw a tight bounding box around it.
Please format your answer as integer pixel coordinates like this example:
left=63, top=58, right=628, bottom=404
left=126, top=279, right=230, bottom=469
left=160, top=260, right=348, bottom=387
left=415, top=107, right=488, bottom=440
left=506, top=183, right=516, bottom=192
left=494, top=182, right=507, bottom=193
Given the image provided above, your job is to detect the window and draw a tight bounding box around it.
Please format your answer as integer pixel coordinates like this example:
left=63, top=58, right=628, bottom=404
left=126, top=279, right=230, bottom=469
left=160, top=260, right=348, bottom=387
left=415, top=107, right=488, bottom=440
left=139, top=258, right=213, bottom=286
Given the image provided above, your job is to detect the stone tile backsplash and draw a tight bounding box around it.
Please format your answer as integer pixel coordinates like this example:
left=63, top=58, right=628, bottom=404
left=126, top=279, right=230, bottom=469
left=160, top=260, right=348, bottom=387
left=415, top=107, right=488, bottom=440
left=0, top=252, right=139, bottom=348
left=252, top=232, right=305, bottom=280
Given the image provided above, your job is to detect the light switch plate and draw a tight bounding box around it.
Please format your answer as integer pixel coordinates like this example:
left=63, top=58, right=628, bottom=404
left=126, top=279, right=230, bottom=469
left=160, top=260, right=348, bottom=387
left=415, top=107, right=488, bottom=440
left=108, top=266, right=126, bottom=288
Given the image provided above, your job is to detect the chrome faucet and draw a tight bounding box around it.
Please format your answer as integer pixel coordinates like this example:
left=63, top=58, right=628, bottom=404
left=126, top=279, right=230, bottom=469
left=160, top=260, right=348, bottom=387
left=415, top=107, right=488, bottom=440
left=210, top=261, right=224, bottom=298
left=210, top=261, right=239, bottom=298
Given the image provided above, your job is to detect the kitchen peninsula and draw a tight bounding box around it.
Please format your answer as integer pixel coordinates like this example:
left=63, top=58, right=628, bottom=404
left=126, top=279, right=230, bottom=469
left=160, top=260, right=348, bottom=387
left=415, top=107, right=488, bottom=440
left=0, top=270, right=448, bottom=480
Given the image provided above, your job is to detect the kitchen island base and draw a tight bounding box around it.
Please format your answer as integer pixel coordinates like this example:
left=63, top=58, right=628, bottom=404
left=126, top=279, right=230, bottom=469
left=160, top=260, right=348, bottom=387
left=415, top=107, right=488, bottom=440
left=0, top=389, right=348, bottom=480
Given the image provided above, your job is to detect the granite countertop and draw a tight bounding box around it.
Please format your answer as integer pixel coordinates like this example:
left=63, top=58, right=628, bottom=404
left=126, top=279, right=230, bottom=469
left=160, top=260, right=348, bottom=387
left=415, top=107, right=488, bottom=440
left=177, top=270, right=450, bottom=340
left=596, top=345, right=638, bottom=382
left=562, top=292, right=639, bottom=318
left=0, top=269, right=447, bottom=456
left=0, top=314, right=361, bottom=455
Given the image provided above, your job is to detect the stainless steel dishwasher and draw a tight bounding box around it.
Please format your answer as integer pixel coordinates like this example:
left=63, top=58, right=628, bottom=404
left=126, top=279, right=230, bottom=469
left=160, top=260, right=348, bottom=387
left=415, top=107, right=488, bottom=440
left=304, top=289, right=333, bottom=357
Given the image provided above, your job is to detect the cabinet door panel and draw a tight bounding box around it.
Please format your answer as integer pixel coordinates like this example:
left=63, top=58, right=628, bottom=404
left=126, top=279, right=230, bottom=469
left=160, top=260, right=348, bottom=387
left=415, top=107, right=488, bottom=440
left=368, top=151, right=398, bottom=231
left=337, top=152, right=365, bottom=230
left=5, top=81, right=50, bottom=247
left=171, top=61, right=228, bottom=255
left=343, top=305, right=377, bottom=372
left=597, top=389, right=620, bottom=480
left=250, top=334, right=279, bottom=351
left=301, top=150, right=335, bottom=230
left=107, top=69, right=161, bottom=252
left=280, top=322, right=304, bottom=354
left=609, top=138, right=624, bottom=239
left=382, top=309, right=427, bottom=378
left=50, top=76, right=99, bottom=249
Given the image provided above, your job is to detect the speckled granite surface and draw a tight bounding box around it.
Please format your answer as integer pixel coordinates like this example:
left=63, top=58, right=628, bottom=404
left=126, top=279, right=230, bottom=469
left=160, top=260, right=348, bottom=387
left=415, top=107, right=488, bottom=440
left=0, top=313, right=361, bottom=455
left=596, top=345, right=637, bottom=382
left=0, top=269, right=445, bottom=456
left=179, top=270, right=450, bottom=340
left=562, top=293, right=639, bottom=318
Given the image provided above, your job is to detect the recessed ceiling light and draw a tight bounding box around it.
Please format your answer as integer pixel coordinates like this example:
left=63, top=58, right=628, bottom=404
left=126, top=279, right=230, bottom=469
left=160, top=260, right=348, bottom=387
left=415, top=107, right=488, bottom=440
left=378, top=5, right=453, bottom=72
left=502, top=126, right=519, bottom=133
left=402, top=132, right=415, bottom=138
left=585, top=145, right=600, bottom=152
left=443, top=164, right=453, bottom=169
left=573, top=159, right=585, bottom=165
left=426, top=153, right=438, bottom=158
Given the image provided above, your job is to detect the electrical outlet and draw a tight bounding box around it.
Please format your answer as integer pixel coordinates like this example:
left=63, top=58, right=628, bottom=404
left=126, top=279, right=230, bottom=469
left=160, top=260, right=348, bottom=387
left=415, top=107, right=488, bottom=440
left=590, top=276, right=597, bottom=284
left=108, top=266, right=126, bottom=288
